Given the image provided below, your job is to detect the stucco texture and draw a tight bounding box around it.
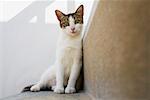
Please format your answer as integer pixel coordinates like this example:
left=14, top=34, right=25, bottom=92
left=2, top=91, right=91, bottom=100
left=83, top=0, right=150, bottom=100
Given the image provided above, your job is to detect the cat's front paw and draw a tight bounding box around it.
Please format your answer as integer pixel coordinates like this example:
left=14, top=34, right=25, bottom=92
left=51, top=86, right=56, bottom=91
left=30, top=85, right=40, bottom=92
left=54, top=87, right=64, bottom=94
left=65, top=87, right=76, bottom=94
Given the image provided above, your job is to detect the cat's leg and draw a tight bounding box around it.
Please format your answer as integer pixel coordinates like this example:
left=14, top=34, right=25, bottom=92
left=51, top=85, right=56, bottom=91
left=30, top=81, right=44, bottom=92
left=65, top=54, right=82, bottom=93
left=30, top=66, right=56, bottom=92
left=54, top=62, right=65, bottom=93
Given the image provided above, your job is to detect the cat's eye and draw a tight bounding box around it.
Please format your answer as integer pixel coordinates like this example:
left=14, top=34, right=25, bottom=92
left=62, top=22, right=69, bottom=27
left=75, top=20, right=80, bottom=24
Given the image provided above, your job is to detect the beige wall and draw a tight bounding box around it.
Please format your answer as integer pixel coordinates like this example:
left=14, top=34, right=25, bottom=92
left=147, top=34, right=150, bottom=98
left=83, top=0, right=150, bottom=100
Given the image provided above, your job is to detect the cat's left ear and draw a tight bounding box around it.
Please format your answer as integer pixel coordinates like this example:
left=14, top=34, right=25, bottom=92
left=75, top=5, right=84, bottom=16
left=55, top=10, right=65, bottom=21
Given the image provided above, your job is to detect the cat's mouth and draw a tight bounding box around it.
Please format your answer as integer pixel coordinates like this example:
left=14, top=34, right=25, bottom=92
left=70, top=30, right=76, bottom=34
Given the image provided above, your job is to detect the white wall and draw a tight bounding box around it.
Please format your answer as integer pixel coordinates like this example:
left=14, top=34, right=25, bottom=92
left=0, top=0, right=95, bottom=98
left=0, top=24, right=3, bottom=98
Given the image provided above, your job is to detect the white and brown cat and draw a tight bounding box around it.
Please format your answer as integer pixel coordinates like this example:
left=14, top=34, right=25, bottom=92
left=22, top=5, right=84, bottom=94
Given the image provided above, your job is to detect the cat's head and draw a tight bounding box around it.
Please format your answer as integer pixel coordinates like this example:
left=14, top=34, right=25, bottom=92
left=55, top=5, right=84, bottom=36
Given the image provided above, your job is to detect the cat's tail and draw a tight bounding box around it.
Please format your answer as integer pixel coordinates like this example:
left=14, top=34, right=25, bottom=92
left=21, top=84, right=34, bottom=92
left=21, top=84, right=53, bottom=93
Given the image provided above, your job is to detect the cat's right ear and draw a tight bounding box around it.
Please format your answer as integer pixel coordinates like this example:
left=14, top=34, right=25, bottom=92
left=55, top=10, right=65, bottom=21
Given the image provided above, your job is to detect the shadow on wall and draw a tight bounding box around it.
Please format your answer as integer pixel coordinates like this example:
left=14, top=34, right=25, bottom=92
left=0, top=0, right=75, bottom=98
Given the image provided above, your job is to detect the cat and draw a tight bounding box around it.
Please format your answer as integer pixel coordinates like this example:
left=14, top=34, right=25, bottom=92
left=22, top=5, right=84, bottom=94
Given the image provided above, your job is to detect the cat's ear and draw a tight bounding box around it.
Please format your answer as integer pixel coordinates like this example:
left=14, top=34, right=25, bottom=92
left=75, top=5, right=84, bottom=16
left=55, top=10, right=65, bottom=21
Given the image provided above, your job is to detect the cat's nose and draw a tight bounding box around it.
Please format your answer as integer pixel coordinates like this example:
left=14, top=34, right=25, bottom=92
left=71, top=27, right=75, bottom=31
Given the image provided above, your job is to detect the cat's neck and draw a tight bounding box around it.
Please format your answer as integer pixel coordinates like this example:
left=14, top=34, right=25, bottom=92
left=59, top=31, right=82, bottom=42
left=57, top=31, right=82, bottom=48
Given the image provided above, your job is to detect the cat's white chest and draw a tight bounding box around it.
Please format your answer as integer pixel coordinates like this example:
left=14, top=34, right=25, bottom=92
left=61, top=47, right=75, bottom=65
left=60, top=47, right=76, bottom=76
